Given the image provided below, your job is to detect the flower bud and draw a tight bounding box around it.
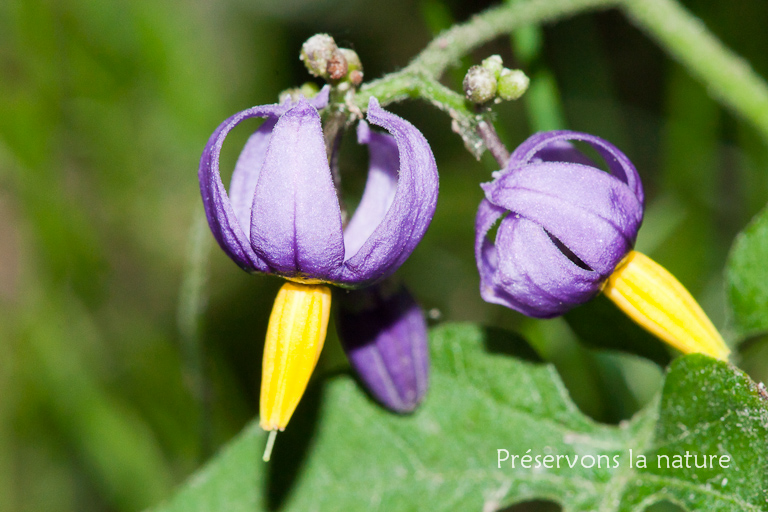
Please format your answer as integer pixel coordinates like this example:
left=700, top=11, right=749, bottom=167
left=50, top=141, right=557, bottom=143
left=481, top=55, right=504, bottom=78
left=300, top=34, right=338, bottom=79
left=339, top=48, right=364, bottom=86
left=463, top=65, right=497, bottom=104
left=497, top=68, right=530, bottom=101
left=336, top=282, right=429, bottom=413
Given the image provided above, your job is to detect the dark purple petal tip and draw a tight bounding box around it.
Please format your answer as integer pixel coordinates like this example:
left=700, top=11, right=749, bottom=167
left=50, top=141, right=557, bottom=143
left=336, top=281, right=429, bottom=413
left=476, top=131, right=645, bottom=318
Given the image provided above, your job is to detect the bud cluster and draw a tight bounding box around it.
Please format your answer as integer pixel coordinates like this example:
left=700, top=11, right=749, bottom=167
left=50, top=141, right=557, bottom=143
left=300, top=34, right=364, bottom=86
left=463, top=55, right=530, bottom=104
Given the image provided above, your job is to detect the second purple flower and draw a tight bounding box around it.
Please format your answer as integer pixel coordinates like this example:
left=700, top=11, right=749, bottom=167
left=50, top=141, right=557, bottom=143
left=476, top=131, right=644, bottom=318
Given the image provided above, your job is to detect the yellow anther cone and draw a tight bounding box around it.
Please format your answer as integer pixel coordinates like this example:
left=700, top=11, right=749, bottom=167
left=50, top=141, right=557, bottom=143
left=260, top=281, right=332, bottom=435
left=603, top=250, right=730, bottom=361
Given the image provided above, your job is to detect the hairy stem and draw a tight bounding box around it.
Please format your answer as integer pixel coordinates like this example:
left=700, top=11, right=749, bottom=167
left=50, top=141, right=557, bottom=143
left=357, top=0, right=617, bottom=107
left=353, top=0, right=617, bottom=157
left=353, top=0, right=768, bottom=151
left=177, top=211, right=213, bottom=461
left=477, top=116, right=510, bottom=167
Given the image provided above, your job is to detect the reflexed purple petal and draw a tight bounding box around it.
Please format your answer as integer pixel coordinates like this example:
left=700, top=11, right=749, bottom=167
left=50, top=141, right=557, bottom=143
left=199, top=104, right=287, bottom=273
left=475, top=198, right=505, bottom=295
left=343, top=121, right=399, bottom=260
left=507, top=130, right=643, bottom=205
left=249, top=99, right=344, bottom=278
left=229, top=117, right=277, bottom=240
left=336, top=98, right=438, bottom=286
left=492, top=215, right=603, bottom=317
left=336, top=282, right=429, bottom=413
left=475, top=199, right=601, bottom=317
left=483, top=162, right=642, bottom=275
left=308, top=85, right=330, bottom=110
left=528, top=139, right=596, bottom=167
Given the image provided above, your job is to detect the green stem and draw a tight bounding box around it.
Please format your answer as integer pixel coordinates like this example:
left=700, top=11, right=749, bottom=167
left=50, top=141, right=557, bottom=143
left=620, top=0, right=768, bottom=144
left=353, top=0, right=768, bottom=152
left=358, top=0, right=617, bottom=103
left=177, top=210, right=213, bottom=461
left=354, top=0, right=617, bottom=156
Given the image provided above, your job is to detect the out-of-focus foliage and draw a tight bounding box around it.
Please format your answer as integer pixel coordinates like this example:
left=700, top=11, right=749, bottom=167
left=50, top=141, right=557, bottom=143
left=2, top=0, right=768, bottom=511
left=727, top=204, right=768, bottom=341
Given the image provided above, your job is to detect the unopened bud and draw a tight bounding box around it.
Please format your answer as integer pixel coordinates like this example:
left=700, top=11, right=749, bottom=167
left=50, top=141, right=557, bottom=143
left=497, top=68, right=530, bottom=101
left=481, top=55, right=504, bottom=78
left=463, top=65, right=497, bottom=104
left=300, top=34, right=338, bottom=78
left=337, top=282, right=429, bottom=413
left=339, top=48, right=363, bottom=86
left=339, top=48, right=362, bottom=73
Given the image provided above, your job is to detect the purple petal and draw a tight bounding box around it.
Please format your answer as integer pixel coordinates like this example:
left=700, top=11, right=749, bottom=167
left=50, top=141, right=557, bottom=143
left=336, top=98, right=438, bottom=286
left=308, top=85, right=330, bottom=110
left=506, top=130, right=643, bottom=205
left=199, top=104, right=288, bottom=273
left=492, top=215, right=603, bottom=317
left=249, top=99, right=345, bottom=278
left=336, top=282, right=429, bottom=413
left=527, top=139, right=596, bottom=167
left=483, top=161, right=643, bottom=276
left=475, top=199, right=600, bottom=317
left=228, top=117, right=277, bottom=240
left=475, top=198, right=506, bottom=296
left=343, top=121, right=399, bottom=260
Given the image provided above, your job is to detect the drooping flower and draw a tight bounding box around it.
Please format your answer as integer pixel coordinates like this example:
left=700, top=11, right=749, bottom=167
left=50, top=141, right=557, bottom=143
left=336, top=280, right=429, bottom=413
left=476, top=130, right=729, bottom=360
left=199, top=88, right=438, bottom=448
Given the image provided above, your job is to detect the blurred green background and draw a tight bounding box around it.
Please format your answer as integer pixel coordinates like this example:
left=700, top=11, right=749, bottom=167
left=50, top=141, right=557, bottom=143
left=1, top=0, right=767, bottom=511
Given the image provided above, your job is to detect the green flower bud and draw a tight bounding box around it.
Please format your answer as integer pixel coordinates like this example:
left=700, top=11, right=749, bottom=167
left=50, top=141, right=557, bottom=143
left=497, top=68, right=530, bottom=101
left=481, top=55, right=504, bottom=78
left=338, top=48, right=363, bottom=86
left=463, top=65, right=497, bottom=104
left=339, top=48, right=362, bottom=74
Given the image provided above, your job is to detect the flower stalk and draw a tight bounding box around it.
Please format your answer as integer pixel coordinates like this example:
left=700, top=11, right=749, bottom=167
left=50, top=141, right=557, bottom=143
left=350, top=0, right=768, bottom=153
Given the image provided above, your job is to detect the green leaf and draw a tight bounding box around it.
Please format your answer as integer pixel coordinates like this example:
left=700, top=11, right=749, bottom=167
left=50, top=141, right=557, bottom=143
left=727, top=204, right=768, bottom=341
left=149, top=324, right=768, bottom=512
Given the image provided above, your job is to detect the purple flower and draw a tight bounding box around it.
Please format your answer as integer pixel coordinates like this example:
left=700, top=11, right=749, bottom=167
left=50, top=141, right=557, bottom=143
left=336, top=281, right=429, bottom=413
left=198, top=88, right=438, bottom=288
left=476, top=131, right=644, bottom=318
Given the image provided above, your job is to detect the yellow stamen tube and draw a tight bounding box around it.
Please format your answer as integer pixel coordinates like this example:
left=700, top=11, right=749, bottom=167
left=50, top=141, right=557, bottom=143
left=603, top=250, right=729, bottom=360
left=260, top=281, right=331, bottom=458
